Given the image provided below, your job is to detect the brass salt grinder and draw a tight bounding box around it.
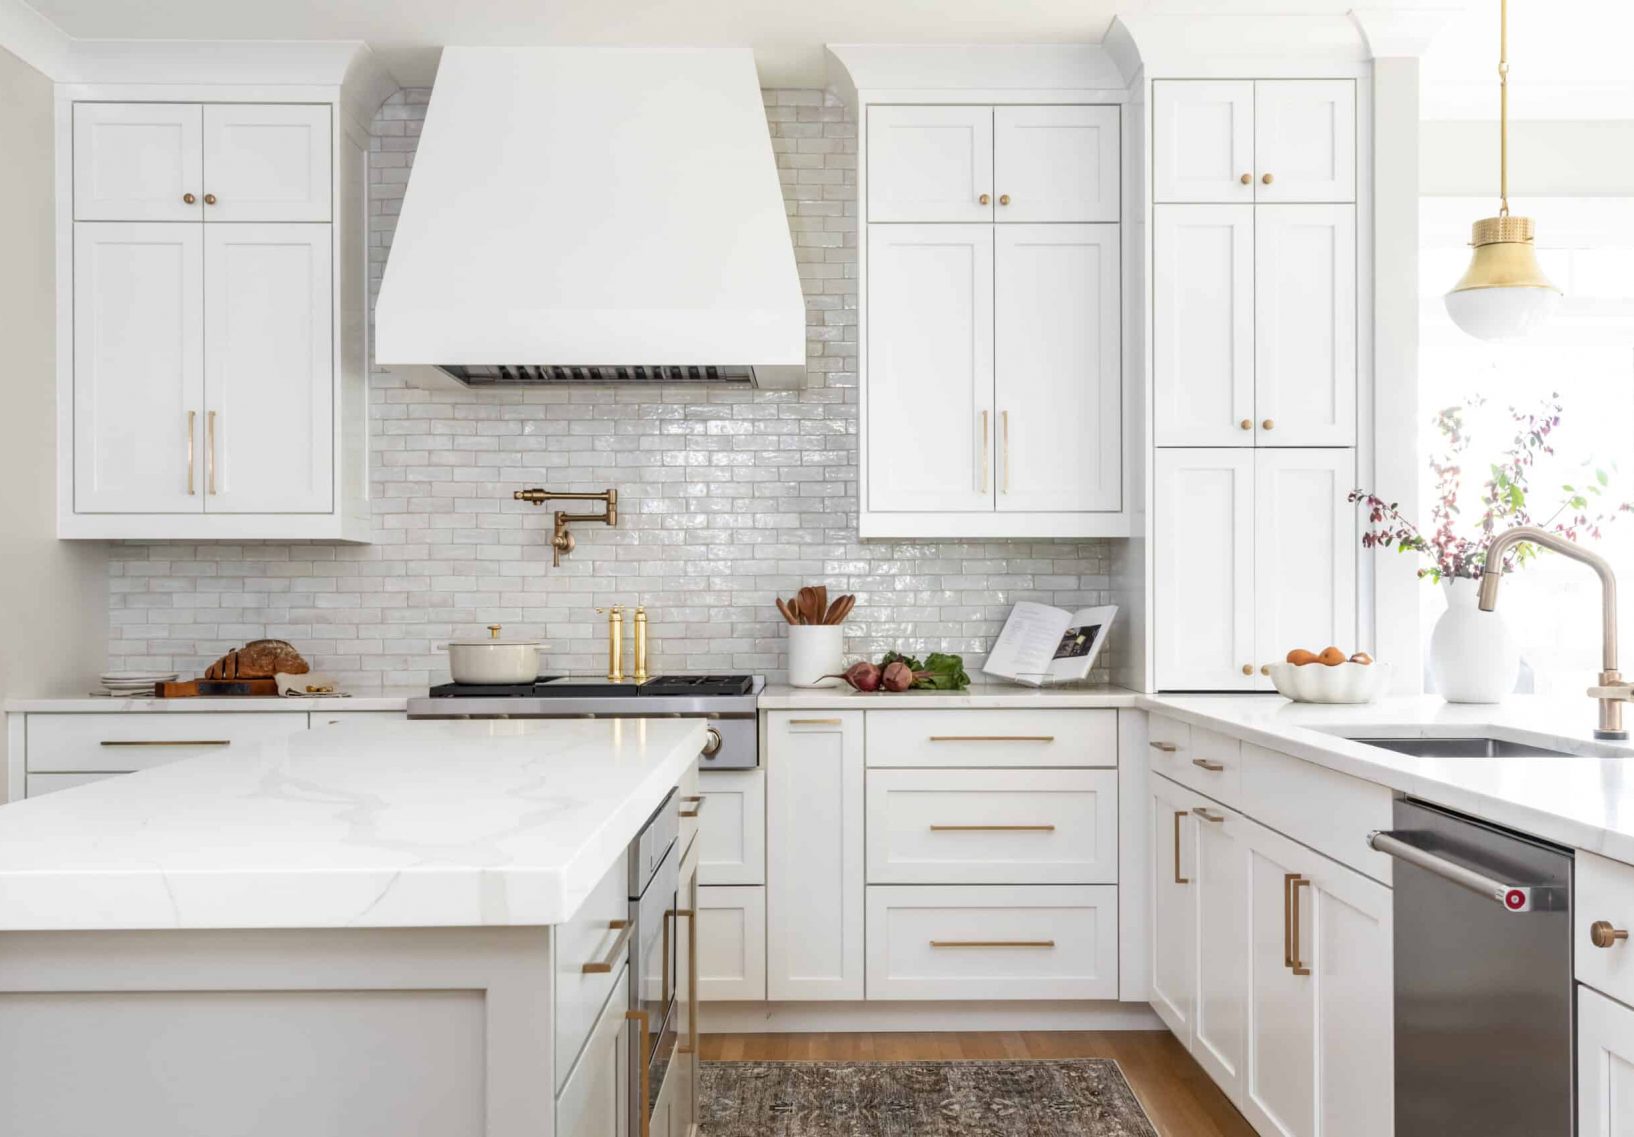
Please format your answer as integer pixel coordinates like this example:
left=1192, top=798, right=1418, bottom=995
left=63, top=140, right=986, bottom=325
left=595, top=604, right=649, bottom=684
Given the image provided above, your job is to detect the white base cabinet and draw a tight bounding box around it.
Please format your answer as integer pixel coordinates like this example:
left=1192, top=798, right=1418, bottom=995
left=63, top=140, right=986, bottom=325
left=697, top=885, right=767, bottom=1002
left=1579, top=984, right=1634, bottom=1137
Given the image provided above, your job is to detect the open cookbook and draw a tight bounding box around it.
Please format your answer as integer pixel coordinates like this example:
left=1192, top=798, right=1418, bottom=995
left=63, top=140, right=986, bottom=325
left=982, top=602, right=1117, bottom=687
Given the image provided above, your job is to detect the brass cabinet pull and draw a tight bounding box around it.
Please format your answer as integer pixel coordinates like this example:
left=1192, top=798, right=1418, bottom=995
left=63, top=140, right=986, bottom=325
left=1590, top=921, right=1630, bottom=949
left=979, top=410, right=990, bottom=493
left=679, top=794, right=706, bottom=820
left=206, top=410, right=218, bottom=494
left=998, top=193, right=1011, bottom=205
left=929, top=735, right=1054, bottom=743
left=929, top=824, right=1056, bottom=832
left=931, top=939, right=1054, bottom=949
left=203, top=192, right=218, bottom=205
left=626, top=1008, right=651, bottom=1137
left=1174, top=811, right=1189, bottom=885
left=100, top=739, right=230, bottom=747
left=1149, top=741, right=1179, bottom=753
left=1239, top=173, right=1252, bottom=186
left=183, top=192, right=197, bottom=204
left=1286, top=874, right=1311, bottom=976
left=186, top=410, right=197, bottom=494
left=1261, top=418, right=1275, bottom=431
left=1193, top=806, right=1226, bottom=823
left=979, top=192, right=991, bottom=205
left=581, top=918, right=633, bottom=973
left=788, top=717, right=841, bottom=726
left=1000, top=410, right=1010, bottom=494
left=1261, top=173, right=1274, bottom=185
left=1242, top=664, right=1254, bottom=676
left=1192, top=758, right=1226, bottom=772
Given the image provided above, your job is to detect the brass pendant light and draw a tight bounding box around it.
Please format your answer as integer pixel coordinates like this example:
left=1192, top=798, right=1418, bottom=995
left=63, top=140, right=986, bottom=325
left=1444, top=0, right=1562, bottom=340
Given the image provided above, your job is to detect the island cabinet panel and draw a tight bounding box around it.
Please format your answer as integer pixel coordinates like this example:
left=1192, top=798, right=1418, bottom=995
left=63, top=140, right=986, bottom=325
left=1579, top=983, right=1634, bottom=1137
left=553, top=850, right=632, bottom=1093
left=556, top=968, right=631, bottom=1137
left=1575, top=851, right=1634, bottom=1009
left=865, top=708, right=1116, bottom=768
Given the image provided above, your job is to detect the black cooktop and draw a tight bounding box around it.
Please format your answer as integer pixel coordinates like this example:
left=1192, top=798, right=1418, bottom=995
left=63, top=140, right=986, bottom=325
left=428, top=674, right=755, bottom=699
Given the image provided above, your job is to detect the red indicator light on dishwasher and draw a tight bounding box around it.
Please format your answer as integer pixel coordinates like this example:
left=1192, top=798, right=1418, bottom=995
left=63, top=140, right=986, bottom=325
left=1505, top=889, right=1528, bottom=911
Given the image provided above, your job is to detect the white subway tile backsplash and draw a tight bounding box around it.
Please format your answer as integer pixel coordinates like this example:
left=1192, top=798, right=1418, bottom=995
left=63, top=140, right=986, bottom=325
left=103, top=88, right=1122, bottom=691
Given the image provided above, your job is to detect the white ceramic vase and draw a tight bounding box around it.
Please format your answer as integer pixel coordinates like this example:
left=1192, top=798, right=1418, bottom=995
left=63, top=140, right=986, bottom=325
left=787, top=625, right=845, bottom=688
left=1428, top=578, right=1520, bottom=704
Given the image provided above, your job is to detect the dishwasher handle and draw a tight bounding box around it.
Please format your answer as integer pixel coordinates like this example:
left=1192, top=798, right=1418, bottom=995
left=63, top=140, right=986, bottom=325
left=1367, top=830, right=1563, bottom=913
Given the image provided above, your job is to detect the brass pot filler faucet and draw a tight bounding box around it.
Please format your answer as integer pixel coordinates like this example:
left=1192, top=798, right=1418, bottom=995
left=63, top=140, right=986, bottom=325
left=513, top=487, right=618, bottom=567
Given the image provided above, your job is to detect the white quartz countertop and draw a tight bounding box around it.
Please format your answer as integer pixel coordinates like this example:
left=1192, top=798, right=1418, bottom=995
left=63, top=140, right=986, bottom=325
left=757, top=681, right=1138, bottom=709
left=1141, top=694, right=1634, bottom=863
left=4, top=691, right=418, bottom=713
left=0, top=718, right=703, bottom=932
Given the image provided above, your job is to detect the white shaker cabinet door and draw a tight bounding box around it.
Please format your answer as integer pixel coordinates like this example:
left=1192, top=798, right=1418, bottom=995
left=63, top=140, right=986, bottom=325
left=1252, top=450, right=1357, bottom=686
left=1254, top=81, right=1356, bottom=204
left=73, top=223, right=205, bottom=514
left=555, top=971, right=630, bottom=1137
left=1153, top=450, right=1256, bottom=691
left=995, top=224, right=1120, bottom=513
left=202, top=224, right=333, bottom=514
left=73, top=103, right=203, bottom=222
left=202, top=104, right=332, bottom=222
left=765, top=712, right=865, bottom=1001
left=993, top=105, right=1119, bottom=223
left=1153, top=206, right=1254, bottom=447
left=1149, top=775, right=1197, bottom=1047
left=1241, top=822, right=1316, bottom=1137
left=1153, top=81, right=1255, bottom=204
left=866, top=225, right=995, bottom=514
left=867, top=105, right=993, bottom=222
left=1255, top=205, right=1356, bottom=447
left=1579, top=984, right=1634, bottom=1137
left=1191, top=801, right=1251, bottom=1106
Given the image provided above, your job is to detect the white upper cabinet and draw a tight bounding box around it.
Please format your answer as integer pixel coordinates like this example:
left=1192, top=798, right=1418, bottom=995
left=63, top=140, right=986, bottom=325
left=1253, top=450, right=1356, bottom=686
left=74, top=104, right=204, bottom=222
left=203, top=225, right=333, bottom=513
left=1153, top=82, right=1254, bottom=204
left=201, top=104, right=332, bottom=222
left=1254, top=81, right=1356, bottom=204
left=1255, top=205, right=1357, bottom=446
left=866, top=224, right=995, bottom=514
left=73, top=223, right=205, bottom=513
left=867, top=106, right=994, bottom=223
left=993, top=105, right=1119, bottom=222
left=995, top=224, right=1120, bottom=512
left=1153, top=205, right=1254, bottom=447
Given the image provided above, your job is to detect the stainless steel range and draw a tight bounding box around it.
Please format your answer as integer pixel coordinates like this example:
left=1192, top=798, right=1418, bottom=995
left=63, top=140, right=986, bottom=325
left=405, top=674, right=764, bottom=769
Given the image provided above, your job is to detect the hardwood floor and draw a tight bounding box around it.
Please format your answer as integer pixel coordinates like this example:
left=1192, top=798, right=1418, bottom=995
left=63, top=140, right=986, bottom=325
left=699, top=1030, right=1256, bottom=1137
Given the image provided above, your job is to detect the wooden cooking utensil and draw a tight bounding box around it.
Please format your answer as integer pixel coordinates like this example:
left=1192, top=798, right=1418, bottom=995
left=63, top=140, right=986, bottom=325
left=798, top=587, right=818, bottom=626
left=775, top=597, right=797, bottom=626
left=815, top=585, right=828, bottom=622
left=823, top=596, right=846, bottom=626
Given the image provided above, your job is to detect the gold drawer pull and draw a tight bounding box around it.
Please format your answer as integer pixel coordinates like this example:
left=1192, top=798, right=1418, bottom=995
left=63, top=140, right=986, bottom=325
left=1590, top=921, right=1629, bottom=949
left=582, top=918, right=633, bottom=973
left=929, top=824, right=1056, bottom=832
left=928, top=735, right=1055, bottom=743
left=1149, top=741, right=1179, bottom=753
left=679, top=794, right=706, bottom=819
left=1285, top=874, right=1311, bottom=976
left=626, top=1008, right=651, bottom=1137
left=1174, top=811, right=1189, bottom=884
left=931, top=939, right=1054, bottom=949
left=788, top=718, right=841, bottom=726
left=1192, top=758, right=1226, bottom=772
left=1193, top=807, right=1226, bottom=823
left=100, top=739, right=231, bottom=747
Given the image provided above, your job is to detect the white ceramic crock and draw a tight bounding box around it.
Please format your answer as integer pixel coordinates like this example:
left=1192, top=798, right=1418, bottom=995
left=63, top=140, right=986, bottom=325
left=788, top=625, right=845, bottom=688
left=444, top=625, right=547, bottom=685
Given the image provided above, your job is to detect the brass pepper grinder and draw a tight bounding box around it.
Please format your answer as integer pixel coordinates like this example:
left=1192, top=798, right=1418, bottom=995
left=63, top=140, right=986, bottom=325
left=632, top=606, right=649, bottom=684
left=596, top=606, right=624, bottom=683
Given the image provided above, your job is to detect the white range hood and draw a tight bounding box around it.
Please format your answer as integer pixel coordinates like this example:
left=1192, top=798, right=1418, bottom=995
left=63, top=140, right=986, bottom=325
left=375, top=47, right=807, bottom=390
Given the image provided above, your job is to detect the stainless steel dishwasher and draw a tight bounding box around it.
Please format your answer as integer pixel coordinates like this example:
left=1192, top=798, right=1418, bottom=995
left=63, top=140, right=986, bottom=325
left=1368, top=798, right=1574, bottom=1136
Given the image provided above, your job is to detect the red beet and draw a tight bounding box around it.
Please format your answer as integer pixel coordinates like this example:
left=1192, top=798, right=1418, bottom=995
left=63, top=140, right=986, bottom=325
left=880, top=661, right=915, bottom=693
left=825, top=661, right=881, bottom=692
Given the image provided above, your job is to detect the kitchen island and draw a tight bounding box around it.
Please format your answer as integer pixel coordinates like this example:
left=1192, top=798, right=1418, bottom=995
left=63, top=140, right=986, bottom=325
left=0, top=717, right=703, bottom=1137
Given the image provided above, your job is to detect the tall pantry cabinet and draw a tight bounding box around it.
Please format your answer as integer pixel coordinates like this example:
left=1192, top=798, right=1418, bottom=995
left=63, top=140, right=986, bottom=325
left=1149, top=79, right=1362, bottom=691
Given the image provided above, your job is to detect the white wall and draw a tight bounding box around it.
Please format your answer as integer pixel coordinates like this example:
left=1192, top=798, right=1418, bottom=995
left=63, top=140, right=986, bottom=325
left=0, top=44, right=107, bottom=798
left=1421, top=120, right=1634, bottom=197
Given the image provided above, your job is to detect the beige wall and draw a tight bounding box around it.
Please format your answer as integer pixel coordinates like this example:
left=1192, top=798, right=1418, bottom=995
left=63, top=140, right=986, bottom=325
left=0, top=45, right=107, bottom=799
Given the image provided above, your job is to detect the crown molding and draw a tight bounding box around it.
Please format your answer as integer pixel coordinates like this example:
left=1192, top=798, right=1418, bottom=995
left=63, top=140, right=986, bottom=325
left=0, top=0, right=71, bottom=77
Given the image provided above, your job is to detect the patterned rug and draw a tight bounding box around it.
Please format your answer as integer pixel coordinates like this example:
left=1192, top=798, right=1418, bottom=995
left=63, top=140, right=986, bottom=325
left=698, top=1059, right=1160, bottom=1136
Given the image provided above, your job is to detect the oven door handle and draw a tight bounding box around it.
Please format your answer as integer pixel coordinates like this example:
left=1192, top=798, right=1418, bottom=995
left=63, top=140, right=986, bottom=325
left=1367, top=830, right=1564, bottom=912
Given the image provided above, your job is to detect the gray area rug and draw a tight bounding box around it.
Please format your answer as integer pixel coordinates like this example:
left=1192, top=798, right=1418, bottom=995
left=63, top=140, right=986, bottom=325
left=699, top=1059, right=1160, bottom=1136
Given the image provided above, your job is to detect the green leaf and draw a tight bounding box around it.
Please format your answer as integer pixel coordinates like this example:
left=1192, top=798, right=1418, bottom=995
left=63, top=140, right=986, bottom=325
left=913, top=653, right=971, bottom=691
left=1598, top=469, right=1610, bottom=486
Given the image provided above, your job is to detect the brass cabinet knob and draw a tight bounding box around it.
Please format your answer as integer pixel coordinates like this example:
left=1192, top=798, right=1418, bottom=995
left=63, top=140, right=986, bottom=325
left=1241, top=664, right=1253, bottom=676
left=979, top=193, right=991, bottom=205
left=1261, top=173, right=1274, bottom=185
left=183, top=192, right=197, bottom=204
left=1591, top=920, right=1630, bottom=948
left=1239, top=418, right=1253, bottom=431
left=1240, top=173, right=1252, bottom=185
left=203, top=193, right=217, bottom=205
left=998, top=194, right=1011, bottom=206
left=1262, top=418, right=1275, bottom=431
left=1260, top=665, right=1271, bottom=676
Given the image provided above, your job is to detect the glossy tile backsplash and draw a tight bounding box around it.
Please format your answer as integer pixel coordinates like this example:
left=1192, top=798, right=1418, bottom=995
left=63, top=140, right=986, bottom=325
left=104, top=89, right=1120, bottom=691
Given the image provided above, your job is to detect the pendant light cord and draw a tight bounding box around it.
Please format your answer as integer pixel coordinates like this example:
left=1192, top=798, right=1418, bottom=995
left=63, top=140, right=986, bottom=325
left=1498, top=0, right=1510, bottom=216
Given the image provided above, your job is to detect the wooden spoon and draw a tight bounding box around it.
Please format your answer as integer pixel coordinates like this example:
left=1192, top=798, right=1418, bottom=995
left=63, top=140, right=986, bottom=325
left=775, top=597, right=797, bottom=626
left=823, top=595, right=848, bottom=625
left=834, top=595, right=856, bottom=624
left=798, top=587, right=818, bottom=626
left=815, top=585, right=828, bottom=623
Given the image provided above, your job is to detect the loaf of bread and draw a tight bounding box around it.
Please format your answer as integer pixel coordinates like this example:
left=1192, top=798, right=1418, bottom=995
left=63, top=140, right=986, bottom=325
left=203, top=640, right=310, bottom=681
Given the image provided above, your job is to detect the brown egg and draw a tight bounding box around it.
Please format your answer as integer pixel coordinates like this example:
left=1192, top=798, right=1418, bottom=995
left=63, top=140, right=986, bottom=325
left=1317, top=646, right=1348, bottom=667
left=1349, top=652, right=1374, bottom=665
left=1286, top=648, right=1318, bottom=666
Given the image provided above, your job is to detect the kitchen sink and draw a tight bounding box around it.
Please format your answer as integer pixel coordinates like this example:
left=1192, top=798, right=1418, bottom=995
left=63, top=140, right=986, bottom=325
left=1345, top=736, right=1579, bottom=759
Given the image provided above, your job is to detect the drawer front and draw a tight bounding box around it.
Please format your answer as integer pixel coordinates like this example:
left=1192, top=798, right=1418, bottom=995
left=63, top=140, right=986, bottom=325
left=1162, top=724, right=1244, bottom=808
left=26, top=772, right=123, bottom=798
left=698, top=769, right=764, bottom=886
left=308, top=710, right=408, bottom=728
left=1577, top=851, right=1634, bottom=1006
left=26, top=713, right=310, bottom=773
left=866, top=768, right=1117, bottom=884
left=1146, top=714, right=1191, bottom=782
left=865, top=884, right=1119, bottom=1000
left=555, top=967, right=630, bottom=1137
left=554, top=850, right=632, bottom=1093
left=866, top=709, right=1116, bottom=769
left=1240, top=742, right=1393, bottom=883
left=698, top=885, right=767, bottom=1001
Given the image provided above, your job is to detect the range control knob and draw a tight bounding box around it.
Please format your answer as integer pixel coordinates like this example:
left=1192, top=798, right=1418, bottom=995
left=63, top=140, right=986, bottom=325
left=702, top=727, right=723, bottom=759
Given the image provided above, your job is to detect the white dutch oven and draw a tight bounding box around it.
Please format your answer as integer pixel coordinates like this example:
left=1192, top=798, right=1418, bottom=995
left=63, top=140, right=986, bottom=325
left=443, top=625, right=547, bottom=685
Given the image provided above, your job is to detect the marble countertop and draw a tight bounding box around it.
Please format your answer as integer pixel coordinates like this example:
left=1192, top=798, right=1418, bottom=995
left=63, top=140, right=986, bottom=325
left=758, top=681, right=1138, bottom=709
left=0, top=718, right=703, bottom=932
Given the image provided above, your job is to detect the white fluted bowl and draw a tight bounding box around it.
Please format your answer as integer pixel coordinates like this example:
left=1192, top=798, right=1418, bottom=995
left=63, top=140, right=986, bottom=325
left=1267, top=661, right=1390, bottom=704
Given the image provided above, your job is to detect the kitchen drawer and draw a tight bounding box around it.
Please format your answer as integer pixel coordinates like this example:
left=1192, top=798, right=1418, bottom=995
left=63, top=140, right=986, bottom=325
left=1150, top=721, right=1243, bottom=808
left=554, top=850, right=632, bottom=1093
left=697, top=885, right=766, bottom=1001
left=26, top=712, right=310, bottom=773
left=308, top=710, right=408, bottom=728
left=679, top=760, right=701, bottom=864
left=1240, top=742, right=1393, bottom=883
left=555, top=966, right=629, bottom=1137
left=26, top=772, right=123, bottom=798
left=1577, top=851, right=1634, bottom=1008
left=866, top=768, right=1117, bottom=884
left=866, top=709, right=1116, bottom=769
left=864, top=884, right=1119, bottom=1000
left=697, top=769, right=764, bottom=886
left=1147, top=714, right=1190, bottom=781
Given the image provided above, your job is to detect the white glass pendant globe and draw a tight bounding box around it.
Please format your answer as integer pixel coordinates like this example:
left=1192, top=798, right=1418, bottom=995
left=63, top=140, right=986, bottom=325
left=1444, top=283, right=1562, bottom=342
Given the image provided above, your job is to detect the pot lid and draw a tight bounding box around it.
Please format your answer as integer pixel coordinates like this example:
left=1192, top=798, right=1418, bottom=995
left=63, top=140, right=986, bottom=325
left=447, top=624, right=546, bottom=648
